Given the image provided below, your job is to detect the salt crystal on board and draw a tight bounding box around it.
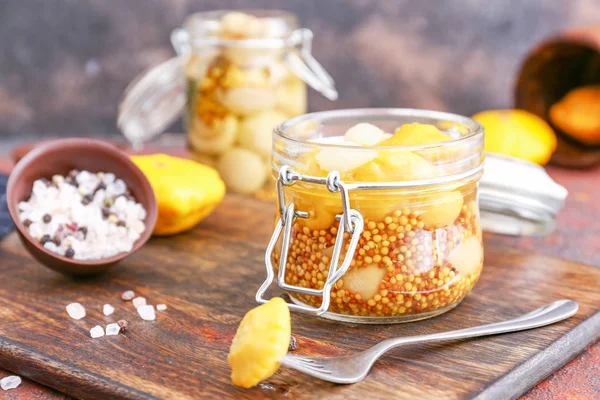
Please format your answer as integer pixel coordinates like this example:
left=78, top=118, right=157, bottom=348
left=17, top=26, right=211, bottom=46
left=137, top=305, right=156, bottom=321
left=66, top=303, right=86, bottom=320
left=132, top=296, right=146, bottom=308
left=0, top=375, right=22, bottom=390
left=121, top=290, right=135, bottom=301
left=90, top=325, right=104, bottom=338
left=103, top=304, right=115, bottom=316
left=156, top=304, right=167, bottom=311
left=106, top=323, right=120, bottom=336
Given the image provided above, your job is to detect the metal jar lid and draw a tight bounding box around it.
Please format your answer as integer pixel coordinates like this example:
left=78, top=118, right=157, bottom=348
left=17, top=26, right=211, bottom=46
left=479, top=152, right=568, bottom=236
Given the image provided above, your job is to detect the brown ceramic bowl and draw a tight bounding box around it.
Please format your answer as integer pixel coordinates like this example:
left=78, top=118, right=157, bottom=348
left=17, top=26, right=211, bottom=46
left=6, top=138, right=157, bottom=276
left=11, top=138, right=129, bottom=165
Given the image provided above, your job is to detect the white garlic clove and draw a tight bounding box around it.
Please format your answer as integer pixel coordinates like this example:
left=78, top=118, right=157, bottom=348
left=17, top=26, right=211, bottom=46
left=217, top=148, right=268, bottom=194
left=219, top=12, right=264, bottom=39
left=447, top=236, right=483, bottom=276
left=222, top=48, right=284, bottom=69
left=188, top=115, right=238, bottom=155
left=215, top=87, right=277, bottom=116
left=238, top=110, right=288, bottom=158
left=344, top=123, right=388, bottom=146
left=343, top=264, right=387, bottom=300
left=275, top=79, right=307, bottom=117
left=315, top=147, right=378, bottom=174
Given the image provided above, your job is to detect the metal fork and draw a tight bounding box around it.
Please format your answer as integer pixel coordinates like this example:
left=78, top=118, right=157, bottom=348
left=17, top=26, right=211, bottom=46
left=281, top=299, right=578, bottom=384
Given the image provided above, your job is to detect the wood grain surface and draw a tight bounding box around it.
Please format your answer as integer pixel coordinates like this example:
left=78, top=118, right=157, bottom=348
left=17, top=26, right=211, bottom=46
left=0, top=194, right=598, bottom=400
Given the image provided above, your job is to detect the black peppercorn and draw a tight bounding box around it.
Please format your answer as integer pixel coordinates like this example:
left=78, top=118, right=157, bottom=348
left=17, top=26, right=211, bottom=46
left=52, top=236, right=61, bottom=246
left=65, top=176, right=78, bottom=187
left=81, top=194, right=93, bottom=205
left=40, top=234, right=51, bottom=244
left=77, top=226, right=88, bottom=238
left=116, top=220, right=126, bottom=227
left=65, top=248, right=75, bottom=258
left=95, top=181, right=106, bottom=193
left=101, top=208, right=111, bottom=219
left=23, top=219, right=32, bottom=228
left=42, top=214, right=52, bottom=223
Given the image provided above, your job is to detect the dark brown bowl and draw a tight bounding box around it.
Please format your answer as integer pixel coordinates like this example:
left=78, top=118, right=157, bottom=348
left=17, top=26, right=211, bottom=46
left=6, top=138, right=158, bottom=276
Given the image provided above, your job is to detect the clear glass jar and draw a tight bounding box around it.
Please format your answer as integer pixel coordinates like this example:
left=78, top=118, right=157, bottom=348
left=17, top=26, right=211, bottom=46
left=258, top=109, right=485, bottom=323
left=178, top=10, right=335, bottom=198
left=117, top=10, right=336, bottom=199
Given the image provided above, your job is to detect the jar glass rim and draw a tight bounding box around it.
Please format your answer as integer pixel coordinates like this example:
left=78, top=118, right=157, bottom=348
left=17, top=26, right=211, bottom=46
left=183, top=9, right=299, bottom=49
left=274, top=108, right=485, bottom=152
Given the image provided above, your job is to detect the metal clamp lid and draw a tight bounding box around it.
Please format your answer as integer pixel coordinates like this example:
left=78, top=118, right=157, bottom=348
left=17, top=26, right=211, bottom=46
left=285, top=29, right=338, bottom=100
left=256, top=166, right=364, bottom=315
left=117, top=56, right=186, bottom=150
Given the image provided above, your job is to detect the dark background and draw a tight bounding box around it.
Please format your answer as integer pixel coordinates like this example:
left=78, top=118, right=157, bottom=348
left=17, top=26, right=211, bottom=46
left=0, top=0, right=598, bottom=139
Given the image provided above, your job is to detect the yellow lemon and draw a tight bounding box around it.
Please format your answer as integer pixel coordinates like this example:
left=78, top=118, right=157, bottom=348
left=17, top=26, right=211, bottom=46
left=473, top=109, right=556, bottom=165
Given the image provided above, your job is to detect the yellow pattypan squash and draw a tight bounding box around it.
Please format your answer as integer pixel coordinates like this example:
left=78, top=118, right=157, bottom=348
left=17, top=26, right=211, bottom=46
left=228, top=298, right=291, bottom=388
left=473, top=109, right=557, bottom=165
left=131, top=154, right=225, bottom=236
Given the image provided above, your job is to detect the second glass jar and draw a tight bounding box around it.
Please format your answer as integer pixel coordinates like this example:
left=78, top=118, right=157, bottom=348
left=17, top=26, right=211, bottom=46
left=182, top=10, right=308, bottom=198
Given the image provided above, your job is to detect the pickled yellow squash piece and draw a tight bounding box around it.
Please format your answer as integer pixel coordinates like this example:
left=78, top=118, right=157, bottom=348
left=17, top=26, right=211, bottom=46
left=375, top=150, right=437, bottom=181
left=378, top=123, right=451, bottom=146
left=131, top=154, right=225, bottom=235
left=377, top=123, right=455, bottom=163
left=228, top=298, right=291, bottom=388
left=419, top=191, right=464, bottom=227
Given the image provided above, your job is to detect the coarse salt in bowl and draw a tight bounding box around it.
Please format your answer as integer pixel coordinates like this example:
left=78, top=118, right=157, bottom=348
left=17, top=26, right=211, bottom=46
left=6, top=138, right=157, bottom=276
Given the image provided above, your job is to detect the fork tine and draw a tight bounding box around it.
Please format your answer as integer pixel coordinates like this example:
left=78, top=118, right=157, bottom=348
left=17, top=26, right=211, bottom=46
left=281, top=355, right=333, bottom=375
left=287, top=355, right=317, bottom=363
left=295, top=360, right=329, bottom=370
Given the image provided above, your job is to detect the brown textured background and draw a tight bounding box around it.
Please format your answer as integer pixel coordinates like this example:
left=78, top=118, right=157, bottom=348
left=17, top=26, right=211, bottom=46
left=1, top=0, right=599, bottom=139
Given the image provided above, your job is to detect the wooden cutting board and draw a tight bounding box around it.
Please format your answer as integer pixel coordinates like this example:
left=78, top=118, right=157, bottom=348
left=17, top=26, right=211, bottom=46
left=0, top=194, right=598, bottom=400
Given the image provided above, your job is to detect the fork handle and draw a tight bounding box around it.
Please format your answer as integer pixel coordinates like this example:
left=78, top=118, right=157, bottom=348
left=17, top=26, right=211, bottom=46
left=375, top=300, right=578, bottom=355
